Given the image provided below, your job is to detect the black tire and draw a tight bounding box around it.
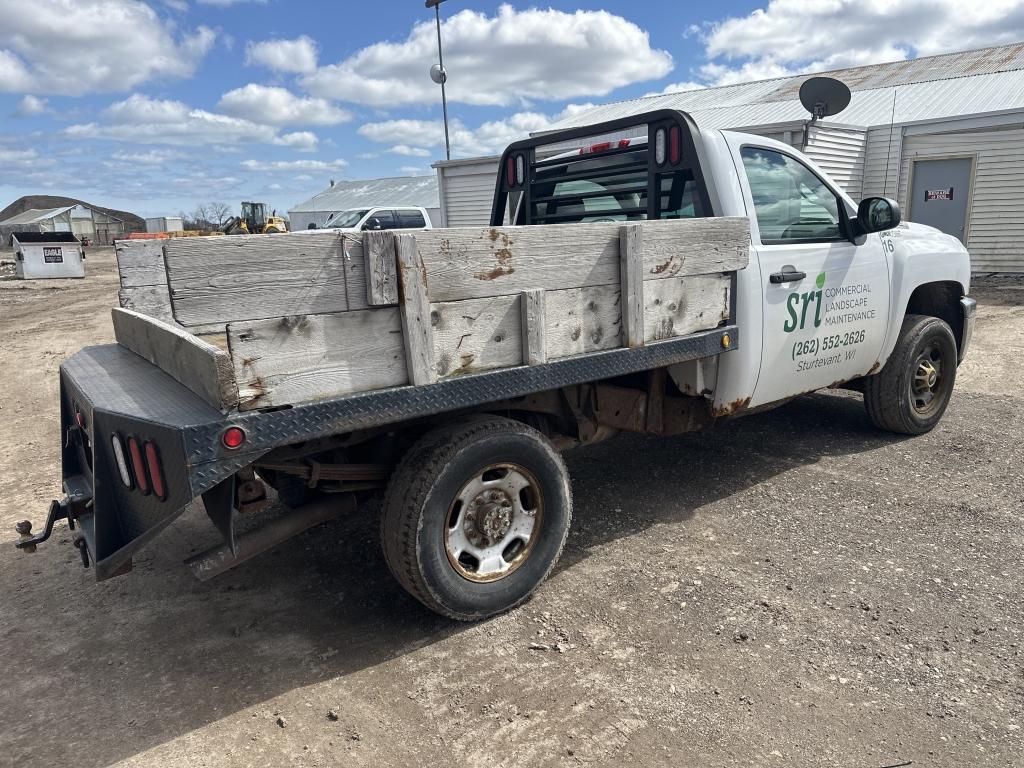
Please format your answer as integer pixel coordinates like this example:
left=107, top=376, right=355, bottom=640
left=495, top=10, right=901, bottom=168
left=380, top=416, right=572, bottom=621
left=864, top=314, right=958, bottom=435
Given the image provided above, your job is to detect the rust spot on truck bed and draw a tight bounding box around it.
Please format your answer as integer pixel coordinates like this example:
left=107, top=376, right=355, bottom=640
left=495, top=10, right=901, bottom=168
left=868, top=360, right=881, bottom=374
left=712, top=396, right=751, bottom=418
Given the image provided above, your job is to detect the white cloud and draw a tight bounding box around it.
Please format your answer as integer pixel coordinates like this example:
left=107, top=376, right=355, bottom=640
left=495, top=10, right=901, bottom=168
left=399, top=166, right=426, bottom=176
left=245, top=35, right=318, bottom=74
left=358, top=104, right=592, bottom=157
left=691, top=0, right=1024, bottom=86
left=302, top=4, right=672, bottom=107
left=65, top=94, right=320, bottom=151
left=389, top=144, right=431, bottom=157
left=14, top=95, right=49, bottom=116
left=645, top=81, right=707, bottom=97
left=218, top=84, right=351, bottom=126
left=109, top=149, right=182, bottom=166
left=242, top=158, right=348, bottom=172
left=0, top=0, right=215, bottom=95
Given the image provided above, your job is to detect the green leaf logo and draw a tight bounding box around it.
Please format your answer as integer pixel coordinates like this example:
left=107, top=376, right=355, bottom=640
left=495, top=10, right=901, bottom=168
left=815, top=272, right=826, bottom=290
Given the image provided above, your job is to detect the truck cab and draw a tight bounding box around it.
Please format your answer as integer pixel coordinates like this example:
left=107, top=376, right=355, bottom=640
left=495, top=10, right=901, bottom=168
left=492, top=112, right=975, bottom=431
left=321, top=206, right=433, bottom=232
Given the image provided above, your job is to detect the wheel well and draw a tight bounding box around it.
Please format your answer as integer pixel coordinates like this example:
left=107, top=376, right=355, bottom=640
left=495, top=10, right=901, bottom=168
left=905, top=281, right=963, bottom=354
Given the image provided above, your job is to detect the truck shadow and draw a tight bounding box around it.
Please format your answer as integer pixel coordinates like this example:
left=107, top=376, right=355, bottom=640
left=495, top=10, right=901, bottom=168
left=5, top=389, right=904, bottom=768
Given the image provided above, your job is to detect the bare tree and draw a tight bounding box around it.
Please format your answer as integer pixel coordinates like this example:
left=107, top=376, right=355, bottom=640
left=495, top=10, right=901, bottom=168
left=207, top=202, right=232, bottom=227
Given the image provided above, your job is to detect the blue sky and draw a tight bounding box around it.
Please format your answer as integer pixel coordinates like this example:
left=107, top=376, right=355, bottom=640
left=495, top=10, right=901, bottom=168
left=1, top=0, right=1022, bottom=219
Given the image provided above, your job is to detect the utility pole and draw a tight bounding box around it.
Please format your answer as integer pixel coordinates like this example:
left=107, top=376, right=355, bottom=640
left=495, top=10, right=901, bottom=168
left=426, top=0, right=451, bottom=161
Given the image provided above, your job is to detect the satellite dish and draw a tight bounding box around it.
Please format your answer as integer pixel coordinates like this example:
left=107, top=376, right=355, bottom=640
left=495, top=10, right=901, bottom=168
left=429, top=64, right=447, bottom=85
left=799, top=76, right=851, bottom=120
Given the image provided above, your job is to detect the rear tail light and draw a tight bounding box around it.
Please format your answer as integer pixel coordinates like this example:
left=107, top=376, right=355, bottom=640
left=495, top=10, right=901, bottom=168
left=127, top=437, right=149, bottom=495
left=515, top=154, right=525, bottom=185
left=506, top=156, right=516, bottom=187
left=144, top=442, right=166, bottom=500
left=669, top=125, right=681, bottom=165
left=110, top=434, right=132, bottom=488
left=654, top=128, right=667, bottom=165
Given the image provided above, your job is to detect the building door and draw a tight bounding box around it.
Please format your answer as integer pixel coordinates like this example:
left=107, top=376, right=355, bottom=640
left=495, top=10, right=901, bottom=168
left=909, top=157, right=973, bottom=243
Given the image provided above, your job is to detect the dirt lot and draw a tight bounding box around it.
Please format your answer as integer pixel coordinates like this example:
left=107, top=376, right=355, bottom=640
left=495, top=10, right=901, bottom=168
left=1, top=247, right=1021, bottom=767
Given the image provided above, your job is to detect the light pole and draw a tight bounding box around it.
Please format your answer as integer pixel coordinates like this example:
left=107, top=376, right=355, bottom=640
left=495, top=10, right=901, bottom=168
left=426, top=0, right=451, bottom=161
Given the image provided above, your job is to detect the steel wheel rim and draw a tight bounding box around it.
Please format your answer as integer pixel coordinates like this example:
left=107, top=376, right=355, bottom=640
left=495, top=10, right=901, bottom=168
left=909, top=341, right=947, bottom=416
left=443, top=463, right=544, bottom=583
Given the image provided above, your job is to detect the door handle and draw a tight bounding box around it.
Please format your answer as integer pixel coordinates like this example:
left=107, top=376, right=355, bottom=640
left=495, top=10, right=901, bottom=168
left=769, top=267, right=806, bottom=284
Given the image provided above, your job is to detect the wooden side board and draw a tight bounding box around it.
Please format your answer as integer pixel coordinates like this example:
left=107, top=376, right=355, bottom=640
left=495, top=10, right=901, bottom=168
left=112, top=308, right=238, bottom=411
left=227, top=272, right=730, bottom=411
left=163, top=232, right=369, bottom=327
left=159, top=219, right=749, bottom=326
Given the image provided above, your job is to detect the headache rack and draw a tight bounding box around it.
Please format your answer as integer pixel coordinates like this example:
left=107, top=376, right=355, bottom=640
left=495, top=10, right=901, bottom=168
left=490, top=109, right=718, bottom=227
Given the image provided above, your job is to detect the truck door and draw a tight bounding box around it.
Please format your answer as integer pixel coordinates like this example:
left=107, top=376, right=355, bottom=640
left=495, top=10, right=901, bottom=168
left=735, top=144, right=891, bottom=408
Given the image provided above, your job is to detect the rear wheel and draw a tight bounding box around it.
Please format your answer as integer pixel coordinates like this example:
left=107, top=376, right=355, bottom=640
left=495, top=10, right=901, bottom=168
left=864, top=314, right=958, bottom=435
left=380, top=416, right=572, bottom=620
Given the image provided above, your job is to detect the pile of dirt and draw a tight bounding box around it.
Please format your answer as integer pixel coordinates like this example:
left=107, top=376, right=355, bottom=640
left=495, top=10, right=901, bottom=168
left=0, top=195, right=144, bottom=231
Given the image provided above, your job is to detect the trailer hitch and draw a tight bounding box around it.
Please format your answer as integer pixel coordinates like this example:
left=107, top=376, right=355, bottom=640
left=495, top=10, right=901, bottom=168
left=14, top=497, right=77, bottom=553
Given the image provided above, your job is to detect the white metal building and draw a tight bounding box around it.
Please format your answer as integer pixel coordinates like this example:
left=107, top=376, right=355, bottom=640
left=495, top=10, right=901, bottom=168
left=289, top=175, right=441, bottom=231
left=435, top=42, right=1024, bottom=273
left=0, top=204, right=127, bottom=245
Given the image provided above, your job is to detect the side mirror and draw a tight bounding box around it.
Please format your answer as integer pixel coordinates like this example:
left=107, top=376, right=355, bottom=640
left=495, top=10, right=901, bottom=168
left=362, top=218, right=382, bottom=231
left=852, top=197, right=901, bottom=237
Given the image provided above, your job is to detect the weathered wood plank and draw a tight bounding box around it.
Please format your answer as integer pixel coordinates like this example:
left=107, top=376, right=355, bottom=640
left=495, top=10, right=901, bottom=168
left=112, top=308, right=238, bottom=411
left=641, top=218, right=749, bottom=280
left=546, top=284, right=623, bottom=359
left=164, top=232, right=360, bottom=326
left=119, top=286, right=176, bottom=325
left=520, top=289, right=547, bottom=366
left=115, top=240, right=167, bottom=288
left=159, top=219, right=747, bottom=325
left=544, top=273, right=731, bottom=360
left=643, top=273, right=731, bottom=342
left=364, top=231, right=399, bottom=306
left=431, top=295, right=522, bottom=377
left=395, top=234, right=437, bottom=386
left=619, top=224, right=644, bottom=348
left=415, top=218, right=748, bottom=302
left=226, top=309, right=406, bottom=411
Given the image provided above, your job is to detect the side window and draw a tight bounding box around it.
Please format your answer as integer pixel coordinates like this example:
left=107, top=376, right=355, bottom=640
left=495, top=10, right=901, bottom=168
left=398, top=209, right=426, bottom=228
left=740, top=147, right=843, bottom=243
left=365, top=210, right=396, bottom=230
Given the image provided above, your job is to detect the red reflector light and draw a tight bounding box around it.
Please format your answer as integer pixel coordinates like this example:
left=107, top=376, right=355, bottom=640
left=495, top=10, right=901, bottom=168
left=127, top=437, right=149, bottom=494
left=669, top=125, right=681, bottom=165
left=506, top=156, right=516, bottom=187
left=75, top=410, right=86, bottom=429
left=222, top=426, right=246, bottom=449
left=144, top=442, right=166, bottom=500
left=589, top=141, right=612, bottom=154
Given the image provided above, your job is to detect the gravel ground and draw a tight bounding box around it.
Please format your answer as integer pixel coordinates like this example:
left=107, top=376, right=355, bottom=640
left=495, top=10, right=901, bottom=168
left=1, top=248, right=1021, bottom=767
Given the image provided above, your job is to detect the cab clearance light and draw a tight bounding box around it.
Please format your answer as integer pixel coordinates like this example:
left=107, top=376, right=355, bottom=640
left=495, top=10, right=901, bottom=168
left=110, top=434, right=133, bottom=488
left=127, top=437, right=149, bottom=494
left=578, top=139, right=631, bottom=155
left=222, top=426, right=246, bottom=450
left=144, top=442, right=166, bottom=500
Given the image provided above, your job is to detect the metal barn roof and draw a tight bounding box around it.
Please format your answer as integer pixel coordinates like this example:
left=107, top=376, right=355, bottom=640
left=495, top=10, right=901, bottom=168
left=290, top=175, right=439, bottom=213
left=546, top=42, right=1024, bottom=134
left=0, top=206, right=75, bottom=226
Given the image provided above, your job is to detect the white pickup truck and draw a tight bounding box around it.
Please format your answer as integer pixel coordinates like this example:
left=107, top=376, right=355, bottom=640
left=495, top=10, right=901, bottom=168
left=16, top=110, right=974, bottom=621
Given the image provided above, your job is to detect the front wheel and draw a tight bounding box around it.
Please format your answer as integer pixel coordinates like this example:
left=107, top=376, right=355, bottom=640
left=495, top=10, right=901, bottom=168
left=864, top=314, right=958, bottom=435
left=380, top=416, right=572, bottom=620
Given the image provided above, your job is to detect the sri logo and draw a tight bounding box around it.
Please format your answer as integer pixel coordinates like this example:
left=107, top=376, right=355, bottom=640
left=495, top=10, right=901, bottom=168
left=783, top=272, right=826, bottom=333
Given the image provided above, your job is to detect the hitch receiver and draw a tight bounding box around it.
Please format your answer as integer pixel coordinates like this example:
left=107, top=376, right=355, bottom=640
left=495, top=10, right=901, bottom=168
left=14, top=497, right=79, bottom=553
